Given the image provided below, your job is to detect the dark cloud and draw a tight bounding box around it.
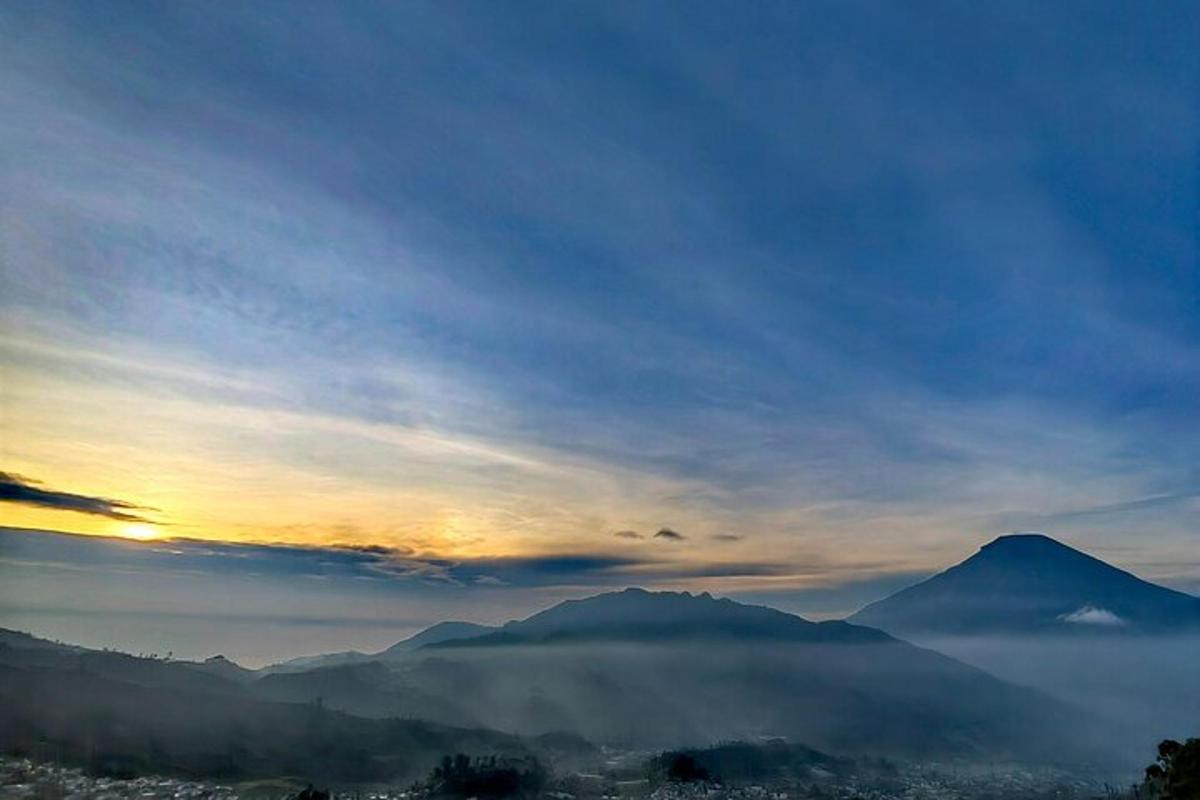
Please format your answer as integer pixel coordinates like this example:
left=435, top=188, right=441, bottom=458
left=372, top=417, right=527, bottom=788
left=712, top=533, right=743, bottom=542
left=0, top=527, right=923, bottom=612
left=0, top=472, right=156, bottom=523
left=652, top=562, right=794, bottom=579
left=0, top=527, right=644, bottom=590
left=613, top=529, right=643, bottom=539
left=654, top=528, right=686, bottom=541
left=460, top=554, right=642, bottom=587
left=334, top=542, right=415, bottom=557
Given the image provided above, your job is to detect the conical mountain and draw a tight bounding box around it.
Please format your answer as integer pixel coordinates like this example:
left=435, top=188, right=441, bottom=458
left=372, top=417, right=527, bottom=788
left=850, top=533, right=1200, bottom=635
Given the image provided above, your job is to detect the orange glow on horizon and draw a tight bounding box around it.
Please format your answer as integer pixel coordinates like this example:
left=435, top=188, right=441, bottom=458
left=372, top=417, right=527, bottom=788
left=119, top=523, right=161, bottom=541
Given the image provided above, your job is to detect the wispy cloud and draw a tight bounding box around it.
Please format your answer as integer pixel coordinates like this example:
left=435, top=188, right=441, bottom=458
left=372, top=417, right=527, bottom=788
left=994, top=491, right=1200, bottom=527
left=654, top=528, right=686, bottom=541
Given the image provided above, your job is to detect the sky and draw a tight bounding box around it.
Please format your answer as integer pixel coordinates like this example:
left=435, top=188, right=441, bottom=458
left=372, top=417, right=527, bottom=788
left=1, top=1, right=1198, bottom=665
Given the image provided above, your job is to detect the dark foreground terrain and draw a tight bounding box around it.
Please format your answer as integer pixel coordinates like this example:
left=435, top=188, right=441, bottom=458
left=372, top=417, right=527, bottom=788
left=0, top=746, right=1151, bottom=800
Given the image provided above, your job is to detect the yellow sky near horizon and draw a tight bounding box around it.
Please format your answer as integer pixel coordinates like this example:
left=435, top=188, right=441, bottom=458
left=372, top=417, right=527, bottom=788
left=4, top=328, right=1197, bottom=598
left=2, top=329, right=746, bottom=555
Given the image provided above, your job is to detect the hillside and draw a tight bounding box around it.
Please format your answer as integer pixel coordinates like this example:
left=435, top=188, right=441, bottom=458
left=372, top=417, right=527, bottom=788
left=0, top=630, right=583, bottom=785
left=256, top=589, right=1115, bottom=766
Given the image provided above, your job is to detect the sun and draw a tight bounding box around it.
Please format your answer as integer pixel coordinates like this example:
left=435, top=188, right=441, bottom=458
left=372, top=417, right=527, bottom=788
left=120, top=523, right=160, bottom=541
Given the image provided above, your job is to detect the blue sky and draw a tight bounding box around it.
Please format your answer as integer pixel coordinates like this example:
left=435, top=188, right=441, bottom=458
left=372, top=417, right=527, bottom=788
left=1, top=1, right=1197, bottom=662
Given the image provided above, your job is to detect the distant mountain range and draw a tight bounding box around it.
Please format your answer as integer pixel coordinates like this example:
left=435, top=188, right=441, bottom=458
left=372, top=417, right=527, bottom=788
left=263, top=590, right=882, bottom=672
left=4, top=565, right=1155, bottom=779
left=249, top=588, right=1115, bottom=765
left=441, top=587, right=888, bottom=646
left=850, top=533, right=1200, bottom=635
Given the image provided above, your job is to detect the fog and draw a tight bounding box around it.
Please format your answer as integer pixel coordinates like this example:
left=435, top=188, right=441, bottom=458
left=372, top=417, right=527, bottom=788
left=0, top=607, right=415, bottom=668
left=910, top=634, right=1200, bottom=755
left=250, top=639, right=1130, bottom=773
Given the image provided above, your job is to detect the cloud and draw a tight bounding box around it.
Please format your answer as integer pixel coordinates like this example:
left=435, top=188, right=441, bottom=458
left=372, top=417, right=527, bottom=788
left=712, top=533, right=743, bottom=542
left=613, top=529, right=644, bottom=539
left=1057, top=605, right=1126, bottom=626
left=649, top=562, right=793, bottom=579
left=0, top=472, right=157, bottom=523
left=0, top=526, right=814, bottom=595
left=654, top=528, right=686, bottom=541
left=0, top=527, right=646, bottom=590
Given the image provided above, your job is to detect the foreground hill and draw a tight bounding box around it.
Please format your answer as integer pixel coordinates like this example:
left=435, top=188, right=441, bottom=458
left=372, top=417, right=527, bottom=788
left=0, top=631, right=585, bottom=784
left=850, top=533, right=1200, bottom=635
left=257, top=588, right=1114, bottom=766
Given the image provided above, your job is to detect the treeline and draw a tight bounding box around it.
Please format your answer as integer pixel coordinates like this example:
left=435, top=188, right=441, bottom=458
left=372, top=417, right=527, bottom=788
left=1141, top=739, right=1199, bottom=800
left=0, top=661, right=529, bottom=784
left=648, top=740, right=858, bottom=786
left=420, top=754, right=545, bottom=799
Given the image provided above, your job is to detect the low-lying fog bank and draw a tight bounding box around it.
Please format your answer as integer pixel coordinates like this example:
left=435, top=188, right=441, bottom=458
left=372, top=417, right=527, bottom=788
left=911, top=634, right=1200, bottom=753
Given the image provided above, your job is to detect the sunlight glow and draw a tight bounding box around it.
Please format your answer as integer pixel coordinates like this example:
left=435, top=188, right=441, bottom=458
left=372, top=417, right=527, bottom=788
left=120, top=524, right=160, bottom=541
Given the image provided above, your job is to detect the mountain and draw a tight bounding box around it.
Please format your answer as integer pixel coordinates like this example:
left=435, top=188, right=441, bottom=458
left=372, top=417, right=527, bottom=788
left=382, top=620, right=496, bottom=653
left=183, top=653, right=258, bottom=683
left=439, top=588, right=887, bottom=647
left=0, top=587, right=1129, bottom=769
left=0, top=628, right=85, bottom=653
left=265, top=590, right=879, bottom=673
left=263, top=621, right=498, bottom=674
left=262, top=649, right=370, bottom=674
left=850, top=533, right=1200, bottom=635
left=0, top=628, right=588, bottom=784
left=253, top=589, right=1116, bottom=766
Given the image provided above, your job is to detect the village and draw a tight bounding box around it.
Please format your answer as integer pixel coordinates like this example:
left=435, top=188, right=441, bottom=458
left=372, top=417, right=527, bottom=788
left=0, top=756, right=1117, bottom=800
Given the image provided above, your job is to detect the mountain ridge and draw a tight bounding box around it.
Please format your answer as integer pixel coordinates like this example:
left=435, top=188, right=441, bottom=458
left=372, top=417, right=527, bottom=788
left=0, top=583, right=1122, bottom=766
left=241, top=588, right=1115, bottom=764
left=434, top=588, right=890, bottom=647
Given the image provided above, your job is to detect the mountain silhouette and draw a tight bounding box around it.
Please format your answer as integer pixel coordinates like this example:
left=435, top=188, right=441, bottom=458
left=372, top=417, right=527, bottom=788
left=263, top=621, right=498, bottom=674
left=434, top=588, right=889, bottom=647
left=266, top=589, right=885, bottom=672
left=383, top=620, right=496, bottom=653
left=850, top=533, right=1200, bottom=635
left=255, top=588, right=1116, bottom=764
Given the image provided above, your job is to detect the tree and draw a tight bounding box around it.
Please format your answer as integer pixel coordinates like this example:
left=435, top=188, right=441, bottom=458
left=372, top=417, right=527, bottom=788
left=426, top=754, right=545, bottom=799
left=666, top=754, right=710, bottom=783
left=1143, top=739, right=1200, bottom=800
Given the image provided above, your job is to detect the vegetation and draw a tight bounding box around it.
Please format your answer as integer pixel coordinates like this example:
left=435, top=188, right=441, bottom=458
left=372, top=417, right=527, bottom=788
left=1143, top=739, right=1200, bottom=800
left=662, top=754, right=709, bottom=783
left=0, top=661, right=530, bottom=784
left=649, top=740, right=853, bottom=786
left=286, top=786, right=329, bottom=800
left=421, top=754, right=545, bottom=799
